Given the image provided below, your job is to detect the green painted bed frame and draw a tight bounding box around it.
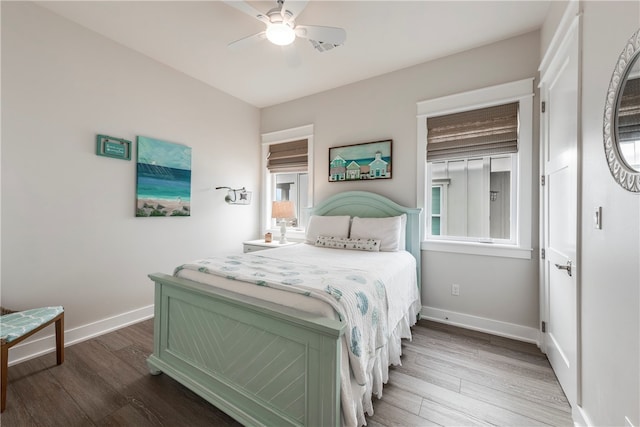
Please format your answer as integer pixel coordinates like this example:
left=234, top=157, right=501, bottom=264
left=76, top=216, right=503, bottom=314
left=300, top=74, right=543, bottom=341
left=147, top=191, right=422, bottom=427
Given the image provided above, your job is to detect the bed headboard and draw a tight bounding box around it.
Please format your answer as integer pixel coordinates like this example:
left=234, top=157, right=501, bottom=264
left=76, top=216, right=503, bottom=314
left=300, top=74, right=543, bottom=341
left=307, top=191, right=422, bottom=290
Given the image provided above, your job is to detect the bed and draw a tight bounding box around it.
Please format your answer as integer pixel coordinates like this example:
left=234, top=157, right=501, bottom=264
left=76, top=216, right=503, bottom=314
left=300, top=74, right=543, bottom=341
left=146, top=191, right=422, bottom=426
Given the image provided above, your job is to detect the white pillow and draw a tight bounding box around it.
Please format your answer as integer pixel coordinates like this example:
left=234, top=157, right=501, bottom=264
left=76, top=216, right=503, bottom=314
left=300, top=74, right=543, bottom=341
left=305, top=215, right=351, bottom=244
left=350, top=215, right=403, bottom=252
left=315, top=235, right=381, bottom=252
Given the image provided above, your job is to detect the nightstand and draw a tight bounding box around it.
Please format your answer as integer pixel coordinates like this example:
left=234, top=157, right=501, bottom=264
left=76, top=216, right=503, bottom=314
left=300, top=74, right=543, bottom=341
left=243, top=239, right=299, bottom=253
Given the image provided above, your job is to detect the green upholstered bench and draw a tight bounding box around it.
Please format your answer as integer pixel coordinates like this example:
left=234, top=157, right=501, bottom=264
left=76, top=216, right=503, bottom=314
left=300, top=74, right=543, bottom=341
left=0, top=306, right=64, bottom=412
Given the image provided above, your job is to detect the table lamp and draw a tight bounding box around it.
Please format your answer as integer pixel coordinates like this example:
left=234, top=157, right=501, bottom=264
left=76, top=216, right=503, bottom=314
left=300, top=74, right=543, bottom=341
left=271, top=201, right=295, bottom=244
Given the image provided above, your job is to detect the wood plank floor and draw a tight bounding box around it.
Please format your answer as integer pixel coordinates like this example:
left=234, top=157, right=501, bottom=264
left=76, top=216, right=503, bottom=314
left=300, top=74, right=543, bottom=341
left=1, top=319, right=573, bottom=426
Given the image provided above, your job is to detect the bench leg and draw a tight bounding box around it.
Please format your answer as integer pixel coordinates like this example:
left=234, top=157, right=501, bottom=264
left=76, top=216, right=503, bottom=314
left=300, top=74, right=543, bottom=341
left=55, top=313, right=64, bottom=365
left=1, top=343, right=8, bottom=413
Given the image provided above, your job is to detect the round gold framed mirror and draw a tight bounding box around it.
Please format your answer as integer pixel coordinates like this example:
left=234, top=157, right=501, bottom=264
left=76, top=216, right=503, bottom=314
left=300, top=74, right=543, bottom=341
left=604, top=29, right=640, bottom=193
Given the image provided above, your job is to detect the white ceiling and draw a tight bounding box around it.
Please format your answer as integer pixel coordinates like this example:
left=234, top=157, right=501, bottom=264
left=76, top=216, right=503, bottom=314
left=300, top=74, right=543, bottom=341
left=37, top=1, right=551, bottom=108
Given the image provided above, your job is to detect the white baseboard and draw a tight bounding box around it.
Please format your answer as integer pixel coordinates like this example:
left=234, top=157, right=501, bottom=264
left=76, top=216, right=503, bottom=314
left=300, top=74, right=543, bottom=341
left=420, top=306, right=541, bottom=345
left=7, top=304, right=154, bottom=366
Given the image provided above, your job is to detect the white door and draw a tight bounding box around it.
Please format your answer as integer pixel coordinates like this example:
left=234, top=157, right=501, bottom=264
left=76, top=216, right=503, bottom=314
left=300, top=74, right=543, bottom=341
left=540, top=16, right=580, bottom=407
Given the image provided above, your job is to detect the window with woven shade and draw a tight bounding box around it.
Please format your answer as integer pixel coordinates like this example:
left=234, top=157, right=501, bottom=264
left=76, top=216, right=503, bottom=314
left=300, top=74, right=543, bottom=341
left=417, top=78, right=533, bottom=258
left=267, top=139, right=308, bottom=172
left=425, top=102, right=520, bottom=242
left=261, top=125, right=314, bottom=237
left=426, top=102, right=519, bottom=162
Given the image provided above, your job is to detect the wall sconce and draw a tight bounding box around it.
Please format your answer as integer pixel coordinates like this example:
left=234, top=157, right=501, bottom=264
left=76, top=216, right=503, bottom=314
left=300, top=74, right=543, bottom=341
left=490, top=190, right=499, bottom=202
left=215, top=186, right=252, bottom=205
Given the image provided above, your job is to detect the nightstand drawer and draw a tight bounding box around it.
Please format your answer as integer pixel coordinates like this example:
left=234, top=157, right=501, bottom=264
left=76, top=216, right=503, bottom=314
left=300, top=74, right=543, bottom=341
left=243, top=244, right=269, bottom=253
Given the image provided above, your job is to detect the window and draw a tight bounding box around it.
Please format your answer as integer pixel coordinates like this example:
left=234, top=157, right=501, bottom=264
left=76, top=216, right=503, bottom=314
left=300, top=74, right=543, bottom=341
left=431, top=185, right=443, bottom=236
left=271, top=172, right=308, bottom=228
left=416, top=79, right=533, bottom=259
left=261, top=125, right=314, bottom=238
left=429, top=155, right=515, bottom=241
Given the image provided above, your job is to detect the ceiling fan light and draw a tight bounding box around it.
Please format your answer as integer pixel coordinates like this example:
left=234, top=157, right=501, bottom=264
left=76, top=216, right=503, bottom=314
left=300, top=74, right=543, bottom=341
left=266, top=23, right=296, bottom=46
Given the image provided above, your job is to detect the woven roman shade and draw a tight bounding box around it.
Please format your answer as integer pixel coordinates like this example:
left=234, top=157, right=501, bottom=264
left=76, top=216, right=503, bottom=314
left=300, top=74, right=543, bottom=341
left=267, top=139, right=308, bottom=172
left=427, top=102, right=519, bottom=162
left=618, top=77, right=640, bottom=142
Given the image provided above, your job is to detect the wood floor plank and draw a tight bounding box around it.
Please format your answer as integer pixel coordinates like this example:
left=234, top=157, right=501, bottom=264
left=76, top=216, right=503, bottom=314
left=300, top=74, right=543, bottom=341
left=418, top=397, right=493, bottom=427
left=95, top=403, right=158, bottom=427
left=9, top=358, right=95, bottom=426
left=369, top=399, right=441, bottom=426
left=393, top=349, right=462, bottom=393
left=2, top=318, right=571, bottom=426
left=407, top=330, right=480, bottom=359
left=119, top=374, right=241, bottom=426
left=389, top=371, right=551, bottom=426
left=411, top=347, right=570, bottom=412
left=47, top=347, right=128, bottom=423
left=460, top=379, right=573, bottom=425
left=112, top=344, right=154, bottom=377
left=0, top=383, right=40, bottom=426
left=475, top=347, right=557, bottom=378
left=70, top=340, right=148, bottom=393
left=422, top=322, right=550, bottom=366
left=417, top=339, right=559, bottom=385
left=375, top=381, right=423, bottom=415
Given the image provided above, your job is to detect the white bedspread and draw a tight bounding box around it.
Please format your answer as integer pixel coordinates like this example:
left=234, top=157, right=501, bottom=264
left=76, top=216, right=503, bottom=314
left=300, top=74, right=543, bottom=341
left=175, top=244, right=420, bottom=426
left=258, top=244, right=419, bottom=337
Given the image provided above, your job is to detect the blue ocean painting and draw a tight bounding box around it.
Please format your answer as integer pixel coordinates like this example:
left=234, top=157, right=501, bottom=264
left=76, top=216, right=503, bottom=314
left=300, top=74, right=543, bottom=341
left=136, top=136, right=192, bottom=217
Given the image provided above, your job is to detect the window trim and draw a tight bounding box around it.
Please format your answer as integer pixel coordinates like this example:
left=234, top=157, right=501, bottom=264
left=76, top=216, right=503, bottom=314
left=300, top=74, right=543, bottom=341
left=431, top=180, right=449, bottom=236
left=416, top=79, right=534, bottom=259
left=261, top=124, right=314, bottom=240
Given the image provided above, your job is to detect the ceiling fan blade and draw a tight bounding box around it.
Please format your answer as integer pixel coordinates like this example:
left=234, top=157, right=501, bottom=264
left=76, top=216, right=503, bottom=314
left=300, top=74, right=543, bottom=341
left=281, top=44, right=301, bottom=68
left=295, top=25, right=346, bottom=45
left=228, top=31, right=267, bottom=50
left=223, top=1, right=270, bottom=24
left=283, top=0, right=308, bottom=20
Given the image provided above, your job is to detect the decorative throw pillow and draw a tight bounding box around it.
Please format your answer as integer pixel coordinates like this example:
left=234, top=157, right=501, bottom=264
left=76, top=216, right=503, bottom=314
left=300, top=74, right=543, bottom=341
left=315, top=235, right=381, bottom=252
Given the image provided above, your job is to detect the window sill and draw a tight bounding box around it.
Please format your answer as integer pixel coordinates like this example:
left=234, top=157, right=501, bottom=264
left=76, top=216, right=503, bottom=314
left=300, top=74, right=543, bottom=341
left=421, top=240, right=532, bottom=260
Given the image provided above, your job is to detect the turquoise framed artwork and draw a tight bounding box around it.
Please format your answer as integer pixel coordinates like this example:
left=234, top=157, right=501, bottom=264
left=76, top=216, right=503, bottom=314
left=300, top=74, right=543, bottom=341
left=136, top=136, right=191, bottom=217
left=96, top=134, right=131, bottom=160
left=329, top=139, right=392, bottom=182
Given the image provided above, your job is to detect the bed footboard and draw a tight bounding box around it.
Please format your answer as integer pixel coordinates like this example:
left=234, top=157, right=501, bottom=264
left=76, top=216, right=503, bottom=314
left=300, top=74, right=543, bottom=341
left=147, top=273, right=345, bottom=427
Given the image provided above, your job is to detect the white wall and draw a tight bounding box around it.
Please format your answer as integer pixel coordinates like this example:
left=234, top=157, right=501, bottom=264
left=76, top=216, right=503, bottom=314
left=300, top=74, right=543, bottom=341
left=261, top=31, right=541, bottom=339
left=1, top=2, right=260, bottom=361
left=576, top=1, right=639, bottom=425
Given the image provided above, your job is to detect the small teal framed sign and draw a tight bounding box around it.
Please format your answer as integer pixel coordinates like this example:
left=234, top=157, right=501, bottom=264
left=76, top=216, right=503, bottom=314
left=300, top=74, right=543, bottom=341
left=96, top=134, right=132, bottom=160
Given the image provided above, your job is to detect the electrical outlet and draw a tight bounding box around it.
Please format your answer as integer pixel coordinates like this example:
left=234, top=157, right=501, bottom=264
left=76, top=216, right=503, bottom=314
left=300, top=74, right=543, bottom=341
left=451, top=284, right=460, bottom=296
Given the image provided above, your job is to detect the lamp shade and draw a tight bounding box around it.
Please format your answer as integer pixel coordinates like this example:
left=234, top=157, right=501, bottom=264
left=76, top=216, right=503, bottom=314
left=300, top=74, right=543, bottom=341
left=271, top=201, right=295, bottom=219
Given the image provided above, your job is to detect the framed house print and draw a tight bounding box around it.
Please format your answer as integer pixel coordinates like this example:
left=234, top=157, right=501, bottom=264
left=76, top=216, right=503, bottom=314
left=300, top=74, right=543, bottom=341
left=329, top=139, right=392, bottom=182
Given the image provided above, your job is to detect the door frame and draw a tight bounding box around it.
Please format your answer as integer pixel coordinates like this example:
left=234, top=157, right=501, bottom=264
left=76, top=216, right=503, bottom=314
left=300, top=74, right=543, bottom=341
left=538, top=0, right=583, bottom=408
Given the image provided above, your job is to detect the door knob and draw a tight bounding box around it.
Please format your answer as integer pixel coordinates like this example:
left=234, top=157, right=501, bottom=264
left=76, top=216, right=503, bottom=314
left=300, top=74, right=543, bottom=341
left=554, top=260, right=572, bottom=277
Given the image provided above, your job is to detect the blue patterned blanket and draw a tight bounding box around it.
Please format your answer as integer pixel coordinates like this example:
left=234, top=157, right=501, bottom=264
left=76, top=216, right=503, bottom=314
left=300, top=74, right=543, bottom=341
left=174, top=254, right=389, bottom=385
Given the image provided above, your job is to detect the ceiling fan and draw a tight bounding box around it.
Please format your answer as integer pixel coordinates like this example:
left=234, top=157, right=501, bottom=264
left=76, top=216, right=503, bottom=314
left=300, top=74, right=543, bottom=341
left=224, top=0, right=346, bottom=53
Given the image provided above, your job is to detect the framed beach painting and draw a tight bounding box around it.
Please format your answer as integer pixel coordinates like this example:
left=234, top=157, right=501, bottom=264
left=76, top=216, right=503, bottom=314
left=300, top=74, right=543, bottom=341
left=136, top=136, right=192, bottom=217
left=328, top=139, right=392, bottom=182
